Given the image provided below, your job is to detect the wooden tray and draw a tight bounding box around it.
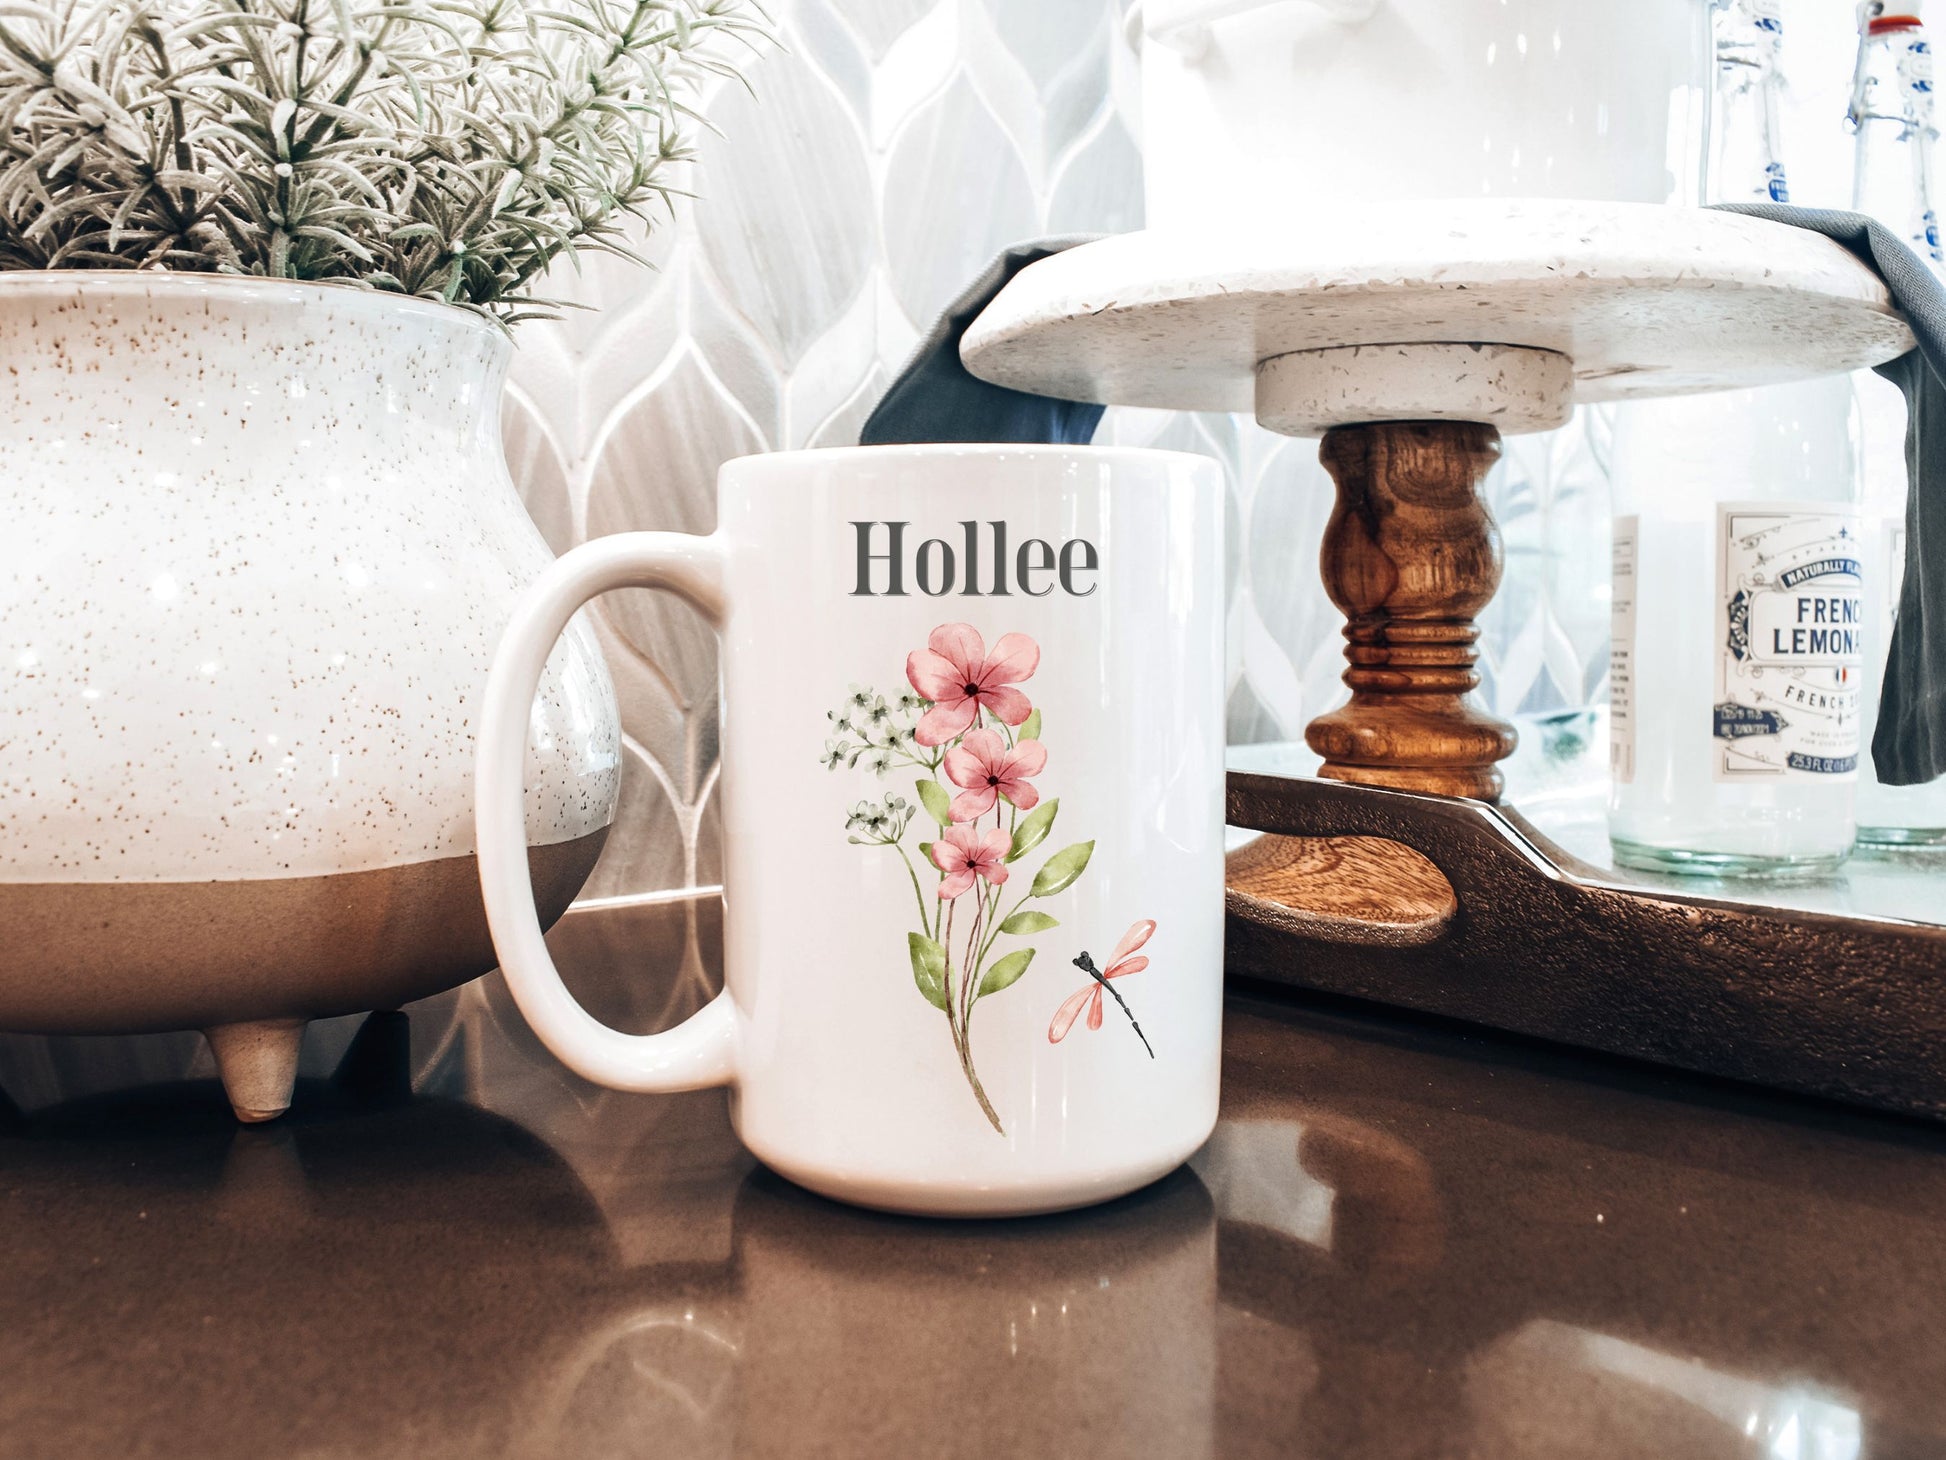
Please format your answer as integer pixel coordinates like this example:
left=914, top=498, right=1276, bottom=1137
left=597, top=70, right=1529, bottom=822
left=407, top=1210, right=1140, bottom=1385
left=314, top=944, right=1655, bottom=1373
left=1226, top=770, right=1946, bottom=1122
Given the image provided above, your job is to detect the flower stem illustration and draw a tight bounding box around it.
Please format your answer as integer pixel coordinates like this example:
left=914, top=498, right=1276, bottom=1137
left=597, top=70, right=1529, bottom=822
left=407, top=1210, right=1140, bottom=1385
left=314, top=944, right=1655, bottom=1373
left=823, top=623, right=1094, bottom=1135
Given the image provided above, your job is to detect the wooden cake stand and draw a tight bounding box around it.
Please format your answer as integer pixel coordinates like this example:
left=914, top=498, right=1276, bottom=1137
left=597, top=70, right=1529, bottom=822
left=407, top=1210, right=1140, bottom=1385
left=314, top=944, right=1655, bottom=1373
left=961, top=199, right=1913, bottom=801
left=959, top=200, right=1946, bottom=1124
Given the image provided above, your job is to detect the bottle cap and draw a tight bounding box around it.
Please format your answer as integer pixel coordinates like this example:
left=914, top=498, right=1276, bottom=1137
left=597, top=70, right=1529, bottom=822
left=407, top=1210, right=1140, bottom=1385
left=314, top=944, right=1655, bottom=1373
left=1870, top=14, right=1924, bottom=31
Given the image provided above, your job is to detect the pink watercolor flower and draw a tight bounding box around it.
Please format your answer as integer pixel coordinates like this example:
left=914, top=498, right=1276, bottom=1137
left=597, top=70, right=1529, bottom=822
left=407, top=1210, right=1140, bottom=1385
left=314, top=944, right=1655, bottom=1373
left=906, top=624, right=1039, bottom=747
left=943, top=728, right=1047, bottom=822
left=931, top=823, right=1012, bottom=900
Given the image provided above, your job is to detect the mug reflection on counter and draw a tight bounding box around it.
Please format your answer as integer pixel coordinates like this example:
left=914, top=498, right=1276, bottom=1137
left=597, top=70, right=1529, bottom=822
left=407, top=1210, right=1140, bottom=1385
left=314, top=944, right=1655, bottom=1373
left=531, top=1112, right=1446, bottom=1457
left=528, top=1169, right=1219, bottom=1458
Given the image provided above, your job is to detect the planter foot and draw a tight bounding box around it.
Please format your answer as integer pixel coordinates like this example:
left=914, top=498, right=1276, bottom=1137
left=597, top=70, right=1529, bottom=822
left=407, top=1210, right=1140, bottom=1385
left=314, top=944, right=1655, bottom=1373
left=203, top=1018, right=306, bottom=1122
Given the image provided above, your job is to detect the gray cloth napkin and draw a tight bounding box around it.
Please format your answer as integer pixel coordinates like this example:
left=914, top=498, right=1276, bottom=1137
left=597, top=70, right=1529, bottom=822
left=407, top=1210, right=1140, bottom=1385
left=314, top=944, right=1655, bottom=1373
left=865, top=214, right=1946, bottom=784
left=861, top=236, right=1105, bottom=447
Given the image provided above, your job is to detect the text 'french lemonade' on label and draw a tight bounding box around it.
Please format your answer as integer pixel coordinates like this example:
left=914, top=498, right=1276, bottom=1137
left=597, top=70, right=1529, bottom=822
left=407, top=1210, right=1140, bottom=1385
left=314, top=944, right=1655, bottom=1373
left=1713, top=505, right=1864, bottom=782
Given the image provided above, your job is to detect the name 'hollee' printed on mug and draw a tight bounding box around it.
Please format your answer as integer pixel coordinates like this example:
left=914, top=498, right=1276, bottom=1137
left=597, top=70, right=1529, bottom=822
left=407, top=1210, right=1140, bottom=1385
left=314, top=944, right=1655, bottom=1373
left=850, top=521, right=1099, bottom=598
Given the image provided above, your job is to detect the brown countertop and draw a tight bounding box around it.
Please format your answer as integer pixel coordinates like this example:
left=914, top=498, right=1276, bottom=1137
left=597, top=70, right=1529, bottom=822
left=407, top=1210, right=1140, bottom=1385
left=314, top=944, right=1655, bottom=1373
left=4, top=896, right=1944, bottom=1458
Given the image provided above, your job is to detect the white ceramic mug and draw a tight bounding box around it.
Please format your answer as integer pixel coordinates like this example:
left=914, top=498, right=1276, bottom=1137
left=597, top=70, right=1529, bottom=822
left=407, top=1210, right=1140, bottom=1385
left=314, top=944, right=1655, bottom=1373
left=475, top=444, right=1225, bottom=1216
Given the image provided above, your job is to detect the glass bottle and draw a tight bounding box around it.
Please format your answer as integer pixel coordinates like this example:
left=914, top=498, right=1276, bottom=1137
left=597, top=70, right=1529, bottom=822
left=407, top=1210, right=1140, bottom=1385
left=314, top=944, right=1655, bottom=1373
left=1607, top=0, right=1864, bottom=878
left=1711, top=0, right=1792, bottom=204
left=1850, top=4, right=1942, bottom=263
left=1849, top=2, right=1946, bottom=848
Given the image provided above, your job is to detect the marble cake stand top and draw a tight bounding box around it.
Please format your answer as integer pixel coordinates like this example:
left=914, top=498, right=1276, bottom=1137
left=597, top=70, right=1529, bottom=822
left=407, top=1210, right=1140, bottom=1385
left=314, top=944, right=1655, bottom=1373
left=959, top=200, right=1917, bottom=435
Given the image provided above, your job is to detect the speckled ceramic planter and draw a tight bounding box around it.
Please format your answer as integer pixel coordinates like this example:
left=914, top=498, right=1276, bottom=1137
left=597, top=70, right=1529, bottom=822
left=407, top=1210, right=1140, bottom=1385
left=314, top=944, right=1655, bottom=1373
left=0, top=274, right=620, bottom=1120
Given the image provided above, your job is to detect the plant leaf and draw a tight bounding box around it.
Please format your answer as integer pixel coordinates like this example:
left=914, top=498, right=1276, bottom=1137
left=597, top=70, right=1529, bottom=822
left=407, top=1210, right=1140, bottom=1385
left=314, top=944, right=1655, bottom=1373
left=999, top=910, right=1059, bottom=935
left=1007, top=798, right=1057, bottom=861
left=916, top=777, right=952, bottom=828
left=918, top=841, right=934, bottom=865
left=2, top=0, right=777, bottom=320
left=1019, top=709, right=1041, bottom=741
left=908, top=932, right=948, bottom=1012
left=977, top=947, right=1034, bottom=999
left=1030, top=841, right=1095, bottom=898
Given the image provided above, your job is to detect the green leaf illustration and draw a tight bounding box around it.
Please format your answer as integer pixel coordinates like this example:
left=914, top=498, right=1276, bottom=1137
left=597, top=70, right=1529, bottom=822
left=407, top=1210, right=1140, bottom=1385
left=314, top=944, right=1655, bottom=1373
left=918, top=841, right=934, bottom=864
left=1030, top=840, right=1095, bottom=898
left=1019, top=708, right=1042, bottom=741
left=977, top=947, right=1035, bottom=999
left=908, top=932, right=949, bottom=1011
left=999, top=910, right=1060, bottom=935
left=1007, top=798, right=1058, bottom=861
left=916, top=777, right=952, bottom=828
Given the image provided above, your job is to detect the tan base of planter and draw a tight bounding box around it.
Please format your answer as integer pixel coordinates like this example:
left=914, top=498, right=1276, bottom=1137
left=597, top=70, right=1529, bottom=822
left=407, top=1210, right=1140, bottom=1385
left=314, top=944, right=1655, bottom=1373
left=0, top=829, right=607, bottom=1120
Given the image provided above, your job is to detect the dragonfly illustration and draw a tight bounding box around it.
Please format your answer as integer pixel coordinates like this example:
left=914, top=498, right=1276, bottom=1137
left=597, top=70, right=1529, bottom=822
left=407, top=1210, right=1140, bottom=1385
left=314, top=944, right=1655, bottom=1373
left=1048, top=919, right=1155, bottom=1058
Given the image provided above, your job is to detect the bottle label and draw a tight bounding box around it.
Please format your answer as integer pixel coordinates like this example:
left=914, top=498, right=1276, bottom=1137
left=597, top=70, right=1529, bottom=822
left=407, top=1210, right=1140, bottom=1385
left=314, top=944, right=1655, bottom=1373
left=1610, top=515, right=1638, bottom=785
left=1713, top=504, right=1864, bottom=781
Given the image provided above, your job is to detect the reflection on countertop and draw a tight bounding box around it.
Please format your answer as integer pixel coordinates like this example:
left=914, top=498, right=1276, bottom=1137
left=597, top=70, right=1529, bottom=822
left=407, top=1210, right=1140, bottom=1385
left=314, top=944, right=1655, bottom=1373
left=3, top=895, right=1943, bottom=1458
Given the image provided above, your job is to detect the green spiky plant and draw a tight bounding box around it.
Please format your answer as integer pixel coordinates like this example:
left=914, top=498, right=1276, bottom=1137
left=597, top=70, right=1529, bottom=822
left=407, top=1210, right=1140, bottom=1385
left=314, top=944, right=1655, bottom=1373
left=0, top=0, right=766, bottom=319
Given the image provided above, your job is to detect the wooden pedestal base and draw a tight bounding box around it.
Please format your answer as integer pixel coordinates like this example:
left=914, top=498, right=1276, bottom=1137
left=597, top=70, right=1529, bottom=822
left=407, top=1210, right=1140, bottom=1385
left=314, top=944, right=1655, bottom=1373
left=1304, top=421, right=1518, bottom=802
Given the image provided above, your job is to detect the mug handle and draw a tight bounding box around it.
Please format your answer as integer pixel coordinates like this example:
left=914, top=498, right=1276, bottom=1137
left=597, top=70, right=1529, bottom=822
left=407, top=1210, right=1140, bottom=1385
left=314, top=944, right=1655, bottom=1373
left=475, top=531, right=737, bottom=1092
